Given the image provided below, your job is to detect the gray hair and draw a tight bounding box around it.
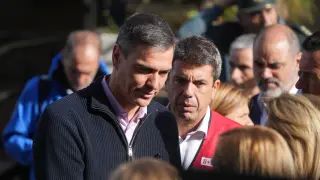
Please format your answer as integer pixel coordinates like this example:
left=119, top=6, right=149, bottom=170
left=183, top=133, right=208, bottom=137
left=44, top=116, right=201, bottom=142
left=230, top=33, right=256, bottom=53
left=116, top=13, right=175, bottom=57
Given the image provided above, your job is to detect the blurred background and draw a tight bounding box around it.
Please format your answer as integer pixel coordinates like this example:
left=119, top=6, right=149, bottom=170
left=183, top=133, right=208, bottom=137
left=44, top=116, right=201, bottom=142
left=0, top=0, right=319, bottom=179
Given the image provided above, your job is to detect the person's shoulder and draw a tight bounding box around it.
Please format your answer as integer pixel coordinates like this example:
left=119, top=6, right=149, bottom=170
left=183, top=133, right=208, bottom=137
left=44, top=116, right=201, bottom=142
left=18, top=76, right=43, bottom=99
left=148, top=101, right=176, bottom=124
left=23, top=76, right=42, bottom=89
left=211, top=111, right=242, bottom=127
left=45, top=93, right=78, bottom=112
left=148, top=100, right=170, bottom=113
left=46, top=82, right=100, bottom=112
left=249, top=94, right=259, bottom=105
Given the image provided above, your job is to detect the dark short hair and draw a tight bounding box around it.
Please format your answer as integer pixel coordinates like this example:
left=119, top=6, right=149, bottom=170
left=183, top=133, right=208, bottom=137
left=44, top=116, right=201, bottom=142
left=116, top=13, right=175, bottom=56
left=173, top=36, right=222, bottom=80
left=302, top=31, right=320, bottom=51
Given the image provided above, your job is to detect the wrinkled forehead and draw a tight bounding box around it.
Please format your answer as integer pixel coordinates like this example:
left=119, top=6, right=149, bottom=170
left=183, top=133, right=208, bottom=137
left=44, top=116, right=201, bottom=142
left=254, top=39, right=293, bottom=60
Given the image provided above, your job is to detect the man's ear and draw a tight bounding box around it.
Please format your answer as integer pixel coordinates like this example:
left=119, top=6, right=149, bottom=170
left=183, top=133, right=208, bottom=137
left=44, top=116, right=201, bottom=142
left=295, top=51, right=302, bottom=68
left=212, top=79, right=221, bottom=99
left=213, top=79, right=221, bottom=89
left=112, top=44, right=121, bottom=70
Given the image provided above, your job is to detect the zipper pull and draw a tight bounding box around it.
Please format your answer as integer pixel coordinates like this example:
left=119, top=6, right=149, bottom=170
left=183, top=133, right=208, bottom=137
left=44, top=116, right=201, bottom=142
left=128, top=146, right=133, bottom=161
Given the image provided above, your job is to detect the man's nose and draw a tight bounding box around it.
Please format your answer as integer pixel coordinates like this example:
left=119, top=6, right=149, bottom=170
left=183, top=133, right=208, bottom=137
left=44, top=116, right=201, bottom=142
left=231, top=68, right=242, bottom=83
left=182, top=82, right=194, bottom=98
left=261, top=10, right=272, bottom=26
left=261, top=67, right=273, bottom=79
left=147, top=73, right=159, bottom=89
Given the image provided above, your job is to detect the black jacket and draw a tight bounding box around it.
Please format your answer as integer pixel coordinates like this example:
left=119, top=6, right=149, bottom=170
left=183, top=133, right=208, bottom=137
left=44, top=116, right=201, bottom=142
left=33, top=78, right=181, bottom=180
left=249, top=94, right=263, bottom=125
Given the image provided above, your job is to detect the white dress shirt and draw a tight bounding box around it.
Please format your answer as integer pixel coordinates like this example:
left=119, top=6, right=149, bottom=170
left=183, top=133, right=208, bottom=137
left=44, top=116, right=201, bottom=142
left=179, top=107, right=211, bottom=169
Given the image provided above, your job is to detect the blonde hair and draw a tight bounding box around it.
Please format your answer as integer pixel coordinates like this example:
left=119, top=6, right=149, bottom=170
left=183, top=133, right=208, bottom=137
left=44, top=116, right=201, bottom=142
left=211, top=83, right=249, bottom=116
left=214, top=126, right=296, bottom=178
left=267, top=94, right=320, bottom=179
left=109, top=158, right=180, bottom=180
left=303, top=94, right=320, bottom=111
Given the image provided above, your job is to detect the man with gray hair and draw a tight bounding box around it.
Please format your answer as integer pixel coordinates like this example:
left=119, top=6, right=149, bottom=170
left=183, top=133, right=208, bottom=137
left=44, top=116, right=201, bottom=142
left=250, top=24, right=301, bottom=125
left=33, top=13, right=181, bottom=180
left=166, top=36, right=241, bottom=171
left=229, top=33, right=260, bottom=97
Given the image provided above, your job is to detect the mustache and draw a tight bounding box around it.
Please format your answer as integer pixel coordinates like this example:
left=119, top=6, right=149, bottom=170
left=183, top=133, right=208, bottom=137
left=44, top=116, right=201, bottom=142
left=258, top=78, right=280, bottom=87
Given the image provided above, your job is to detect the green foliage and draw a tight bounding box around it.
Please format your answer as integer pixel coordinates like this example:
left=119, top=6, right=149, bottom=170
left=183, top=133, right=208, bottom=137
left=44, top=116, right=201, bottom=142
left=282, top=0, right=315, bottom=29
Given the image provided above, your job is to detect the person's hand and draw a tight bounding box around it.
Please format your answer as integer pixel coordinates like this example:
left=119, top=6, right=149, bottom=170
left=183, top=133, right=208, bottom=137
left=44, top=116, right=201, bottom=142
left=215, top=0, right=237, bottom=9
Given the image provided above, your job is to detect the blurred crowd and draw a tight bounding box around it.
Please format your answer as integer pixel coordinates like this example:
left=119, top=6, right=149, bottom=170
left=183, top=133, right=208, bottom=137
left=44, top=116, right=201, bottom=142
left=1, top=0, right=320, bottom=180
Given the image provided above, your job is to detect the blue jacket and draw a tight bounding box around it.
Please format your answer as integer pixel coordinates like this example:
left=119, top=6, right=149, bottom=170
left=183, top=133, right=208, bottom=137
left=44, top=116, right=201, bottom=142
left=2, top=53, right=109, bottom=180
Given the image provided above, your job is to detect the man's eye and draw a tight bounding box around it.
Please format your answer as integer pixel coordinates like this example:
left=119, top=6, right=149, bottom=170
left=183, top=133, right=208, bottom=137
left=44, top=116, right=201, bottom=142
left=174, top=78, right=185, bottom=84
left=194, top=81, right=205, bottom=86
left=229, top=62, right=235, bottom=68
left=269, top=63, right=281, bottom=69
left=159, top=70, right=170, bottom=76
left=136, top=67, right=151, bottom=74
left=238, top=65, right=250, bottom=71
left=254, top=61, right=264, bottom=68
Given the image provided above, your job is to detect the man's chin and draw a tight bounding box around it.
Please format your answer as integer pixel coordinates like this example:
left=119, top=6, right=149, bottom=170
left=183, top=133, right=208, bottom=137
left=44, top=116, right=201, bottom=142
left=260, top=88, right=283, bottom=101
left=135, top=98, right=153, bottom=107
left=176, top=112, right=196, bottom=122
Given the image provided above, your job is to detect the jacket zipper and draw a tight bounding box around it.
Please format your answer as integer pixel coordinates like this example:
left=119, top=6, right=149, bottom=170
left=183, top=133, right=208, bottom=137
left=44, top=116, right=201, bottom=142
left=128, top=146, right=133, bottom=161
left=127, top=112, right=154, bottom=161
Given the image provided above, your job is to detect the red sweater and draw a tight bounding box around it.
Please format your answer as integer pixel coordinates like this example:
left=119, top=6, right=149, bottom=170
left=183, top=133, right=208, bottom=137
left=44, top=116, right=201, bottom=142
left=190, top=111, right=241, bottom=170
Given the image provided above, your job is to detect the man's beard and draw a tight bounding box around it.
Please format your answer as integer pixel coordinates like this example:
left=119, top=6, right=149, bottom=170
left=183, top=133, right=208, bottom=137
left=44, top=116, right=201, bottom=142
left=258, top=78, right=284, bottom=102
left=260, top=87, right=283, bottom=102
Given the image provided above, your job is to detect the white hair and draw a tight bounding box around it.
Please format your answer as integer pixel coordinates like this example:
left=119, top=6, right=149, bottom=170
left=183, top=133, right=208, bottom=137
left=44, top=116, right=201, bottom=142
left=230, top=33, right=256, bottom=53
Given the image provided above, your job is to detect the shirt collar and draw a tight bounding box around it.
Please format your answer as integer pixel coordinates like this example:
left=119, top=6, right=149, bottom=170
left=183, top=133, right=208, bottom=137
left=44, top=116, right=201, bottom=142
left=197, top=106, right=211, bottom=137
left=289, top=85, right=300, bottom=94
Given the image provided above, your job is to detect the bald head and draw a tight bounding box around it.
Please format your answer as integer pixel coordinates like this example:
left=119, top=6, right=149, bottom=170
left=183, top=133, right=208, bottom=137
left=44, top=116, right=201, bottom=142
left=63, top=30, right=101, bottom=58
left=253, top=24, right=301, bottom=100
left=62, top=30, right=102, bottom=91
left=255, top=24, right=300, bottom=55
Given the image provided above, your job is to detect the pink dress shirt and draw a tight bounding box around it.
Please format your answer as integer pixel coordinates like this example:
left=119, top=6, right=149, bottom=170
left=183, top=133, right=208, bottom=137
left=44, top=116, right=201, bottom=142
left=101, top=76, right=147, bottom=143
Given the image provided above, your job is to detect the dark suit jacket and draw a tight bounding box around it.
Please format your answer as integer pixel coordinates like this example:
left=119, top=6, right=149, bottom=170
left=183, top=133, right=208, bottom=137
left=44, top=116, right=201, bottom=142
left=249, top=94, right=263, bottom=125
left=33, top=78, right=181, bottom=180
